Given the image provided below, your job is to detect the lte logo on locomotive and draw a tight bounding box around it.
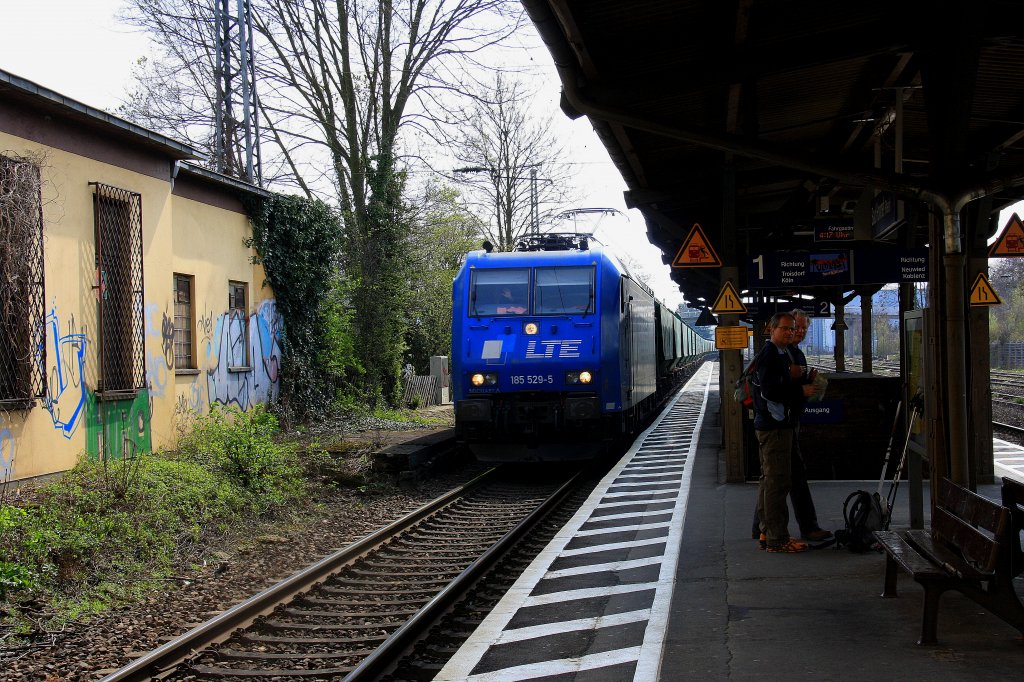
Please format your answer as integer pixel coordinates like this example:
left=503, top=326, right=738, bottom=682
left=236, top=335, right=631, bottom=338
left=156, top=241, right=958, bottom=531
left=524, top=339, right=583, bottom=359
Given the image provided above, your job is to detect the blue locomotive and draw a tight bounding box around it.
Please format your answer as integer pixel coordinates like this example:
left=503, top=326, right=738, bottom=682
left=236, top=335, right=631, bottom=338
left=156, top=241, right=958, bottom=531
left=452, top=233, right=714, bottom=461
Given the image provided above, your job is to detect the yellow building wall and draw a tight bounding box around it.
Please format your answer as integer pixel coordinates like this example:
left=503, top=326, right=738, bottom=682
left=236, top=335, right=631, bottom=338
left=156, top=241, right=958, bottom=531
left=0, top=131, right=280, bottom=483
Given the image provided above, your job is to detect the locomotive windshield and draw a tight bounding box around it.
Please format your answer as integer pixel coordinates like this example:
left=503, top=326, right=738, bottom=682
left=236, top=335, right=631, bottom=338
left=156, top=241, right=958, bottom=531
left=469, top=268, right=530, bottom=316
left=534, top=266, right=595, bottom=315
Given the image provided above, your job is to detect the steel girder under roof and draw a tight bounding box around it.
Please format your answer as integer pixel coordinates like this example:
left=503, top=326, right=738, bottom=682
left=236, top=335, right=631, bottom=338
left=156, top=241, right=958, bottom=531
left=523, top=0, right=1024, bottom=308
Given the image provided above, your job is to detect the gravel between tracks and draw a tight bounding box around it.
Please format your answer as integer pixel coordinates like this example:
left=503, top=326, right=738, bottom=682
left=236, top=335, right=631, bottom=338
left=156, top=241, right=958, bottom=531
left=991, top=399, right=1024, bottom=447
left=0, top=406, right=482, bottom=682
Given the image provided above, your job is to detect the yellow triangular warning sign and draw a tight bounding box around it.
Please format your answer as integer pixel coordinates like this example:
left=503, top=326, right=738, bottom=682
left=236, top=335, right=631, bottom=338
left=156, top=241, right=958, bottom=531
left=969, top=273, right=1002, bottom=306
left=672, top=223, right=722, bottom=268
left=711, top=281, right=747, bottom=314
left=989, top=213, right=1024, bottom=257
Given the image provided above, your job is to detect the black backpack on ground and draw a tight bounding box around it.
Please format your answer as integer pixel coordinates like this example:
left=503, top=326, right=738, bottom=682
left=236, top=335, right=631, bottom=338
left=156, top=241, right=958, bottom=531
left=834, top=490, right=884, bottom=553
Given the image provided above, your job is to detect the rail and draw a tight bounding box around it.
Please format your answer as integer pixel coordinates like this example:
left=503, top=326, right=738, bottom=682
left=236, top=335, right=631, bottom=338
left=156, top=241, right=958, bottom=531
left=344, top=470, right=583, bottom=680
left=98, top=468, right=498, bottom=682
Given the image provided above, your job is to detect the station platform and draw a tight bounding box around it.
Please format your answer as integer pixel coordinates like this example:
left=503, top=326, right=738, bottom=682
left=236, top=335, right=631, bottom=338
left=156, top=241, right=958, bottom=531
left=436, top=362, right=1024, bottom=681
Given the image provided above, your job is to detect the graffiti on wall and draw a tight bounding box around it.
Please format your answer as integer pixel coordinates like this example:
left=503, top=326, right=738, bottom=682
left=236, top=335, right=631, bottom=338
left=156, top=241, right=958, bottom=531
left=0, top=412, right=14, bottom=481
left=161, top=310, right=175, bottom=369
left=174, top=382, right=204, bottom=420
left=252, top=300, right=282, bottom=404
left=22, top=297, right=281, bottom=470
left=206, top=300, right=282, bottom=409
left=86, top=389, right=152, bottom=460
left=40, top=307, right=88, bottom=439
left=145, top=303, right=171, bottom=401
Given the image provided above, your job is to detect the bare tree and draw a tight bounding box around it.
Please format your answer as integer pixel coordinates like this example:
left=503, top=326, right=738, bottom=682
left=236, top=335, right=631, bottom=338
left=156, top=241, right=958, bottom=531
left=450, top=73, right=573, bottom=251
left=122, top=0, right=525, bottom=406
left=117, top=2, right=233, bottom=171
left=989, top=257, right=1024, bottom=346
left=252, top=1, right=522, bottom=404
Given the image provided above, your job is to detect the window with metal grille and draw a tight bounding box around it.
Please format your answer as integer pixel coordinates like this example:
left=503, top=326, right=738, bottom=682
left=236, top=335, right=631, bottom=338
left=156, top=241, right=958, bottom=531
left=228, top=280, right=250, bottom=368
left=0, top=155, right=46, bottom=407
left=173, top=274, right=195, bottom=370
left=93, top=183, right=145, bottom=396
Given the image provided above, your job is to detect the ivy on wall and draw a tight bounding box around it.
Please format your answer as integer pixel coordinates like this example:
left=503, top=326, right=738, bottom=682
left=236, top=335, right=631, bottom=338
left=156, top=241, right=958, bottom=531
left=245, top=193, right=344, bottom=424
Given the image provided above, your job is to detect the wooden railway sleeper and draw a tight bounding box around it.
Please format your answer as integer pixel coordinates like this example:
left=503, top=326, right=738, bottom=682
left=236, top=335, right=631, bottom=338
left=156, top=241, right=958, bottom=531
left=241, top=632, right=389, bottom=644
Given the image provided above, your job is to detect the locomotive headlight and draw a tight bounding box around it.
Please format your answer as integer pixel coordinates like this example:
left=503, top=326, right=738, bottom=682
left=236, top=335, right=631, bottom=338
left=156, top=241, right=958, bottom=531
left=471, top=372, right=498, bottom=386
left=565, top=370, right=594, bottom=385
left=524, top=322, right=539, bottom=335
left=578, top=370, right=593, bottom=384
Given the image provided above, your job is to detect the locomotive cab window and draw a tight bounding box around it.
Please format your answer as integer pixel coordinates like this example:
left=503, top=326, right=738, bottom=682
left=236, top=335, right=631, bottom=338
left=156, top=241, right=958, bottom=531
left=534, top=266, right=595, bottom=315
left=470, top=268, right=530, bottom=316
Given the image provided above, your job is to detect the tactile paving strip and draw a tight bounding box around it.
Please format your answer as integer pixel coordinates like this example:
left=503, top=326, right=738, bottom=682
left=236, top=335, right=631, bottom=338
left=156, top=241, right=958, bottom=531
left=435, top=362, right=716, bottom=682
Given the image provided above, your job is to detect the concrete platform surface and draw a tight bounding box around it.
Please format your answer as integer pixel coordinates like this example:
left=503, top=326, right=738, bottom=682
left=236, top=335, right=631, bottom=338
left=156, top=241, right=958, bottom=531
left=661, top=401, right=1024, bottom=681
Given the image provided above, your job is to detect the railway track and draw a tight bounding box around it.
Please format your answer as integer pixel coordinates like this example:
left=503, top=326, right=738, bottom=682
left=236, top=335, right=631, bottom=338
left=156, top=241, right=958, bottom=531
left=100, top=466, right=599, bottom=681
left=766, top=353, right=1024, bottom=444
left=990, top=369, right=1024, bottom=398
left=994, top=420, right=1024, bottom=437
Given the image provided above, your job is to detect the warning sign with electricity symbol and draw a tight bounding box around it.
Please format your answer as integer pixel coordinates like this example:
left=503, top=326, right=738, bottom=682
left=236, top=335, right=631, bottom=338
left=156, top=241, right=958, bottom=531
left=672, top=223, right=722, bottom=268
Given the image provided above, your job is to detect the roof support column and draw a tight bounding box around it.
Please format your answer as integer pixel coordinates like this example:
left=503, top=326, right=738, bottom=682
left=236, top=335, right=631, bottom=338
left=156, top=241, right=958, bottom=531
left=943, top=235, right=970, bottom=486
left=721, top=157, right=745, bottom=483
left=967, top=200, right=995, bottom=486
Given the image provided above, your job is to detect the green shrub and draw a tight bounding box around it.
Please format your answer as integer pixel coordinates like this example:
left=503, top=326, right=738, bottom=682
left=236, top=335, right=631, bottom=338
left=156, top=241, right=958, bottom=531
left=0, top=561, right=34, bottom=600
left=333, top=391, right=369, bottom=416
left=0, top=406, right=308, bottom=619
left=0, top=457, right=249, bottom=608
left=174, top=404, right=305, bottom=511
left=0, top=506, right=35, bottom=598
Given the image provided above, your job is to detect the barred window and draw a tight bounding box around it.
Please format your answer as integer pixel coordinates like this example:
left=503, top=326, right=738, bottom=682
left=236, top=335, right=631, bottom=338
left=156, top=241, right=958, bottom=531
left=0, top=155, right=46, bottom=407
left=93, top=183, right=145, bottom=396
left=228, top=280, right=250, bottom=368
left=173, top=274, right=195, bottom=370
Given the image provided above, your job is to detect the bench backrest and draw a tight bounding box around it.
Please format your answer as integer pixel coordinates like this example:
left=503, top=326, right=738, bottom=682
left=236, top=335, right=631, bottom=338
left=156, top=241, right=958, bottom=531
left=932, top=478, right=1008, bottom=575
left=1001, top=476, right=1024, bottom=579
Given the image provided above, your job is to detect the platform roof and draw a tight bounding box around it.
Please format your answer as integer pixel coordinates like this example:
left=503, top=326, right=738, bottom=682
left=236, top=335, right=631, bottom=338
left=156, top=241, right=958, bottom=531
left=524, top=0, right=1024, bottom=308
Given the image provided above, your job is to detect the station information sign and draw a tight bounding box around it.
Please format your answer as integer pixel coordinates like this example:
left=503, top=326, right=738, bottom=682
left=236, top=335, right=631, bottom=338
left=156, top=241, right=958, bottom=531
left=813, top=220, right=854, bottom=242
left=744, top=300, right=831, bottom=319
left=746, top=247, right=928, bottom=288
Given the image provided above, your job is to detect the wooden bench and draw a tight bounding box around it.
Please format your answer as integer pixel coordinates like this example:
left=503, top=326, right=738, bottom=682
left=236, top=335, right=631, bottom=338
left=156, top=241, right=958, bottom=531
left=873, top=476, right=1024, bottom=644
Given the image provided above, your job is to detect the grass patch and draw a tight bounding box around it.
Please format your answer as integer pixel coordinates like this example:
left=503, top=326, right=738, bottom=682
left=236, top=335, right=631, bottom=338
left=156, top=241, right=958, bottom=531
left=0, top=404, right=313, bottom=635
left=372, top=406, right=447, bottom=426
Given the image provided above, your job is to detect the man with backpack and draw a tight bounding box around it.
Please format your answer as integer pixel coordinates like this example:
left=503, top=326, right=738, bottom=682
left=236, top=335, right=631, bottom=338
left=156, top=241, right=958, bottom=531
left=752, top=312, right=822, bottom=553
left=749, top=310, right=832, bottom=545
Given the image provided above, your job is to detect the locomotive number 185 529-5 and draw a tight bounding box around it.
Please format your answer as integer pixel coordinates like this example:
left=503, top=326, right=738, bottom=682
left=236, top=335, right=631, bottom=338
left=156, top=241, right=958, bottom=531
left=510, top=375, right=555, bottom=385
